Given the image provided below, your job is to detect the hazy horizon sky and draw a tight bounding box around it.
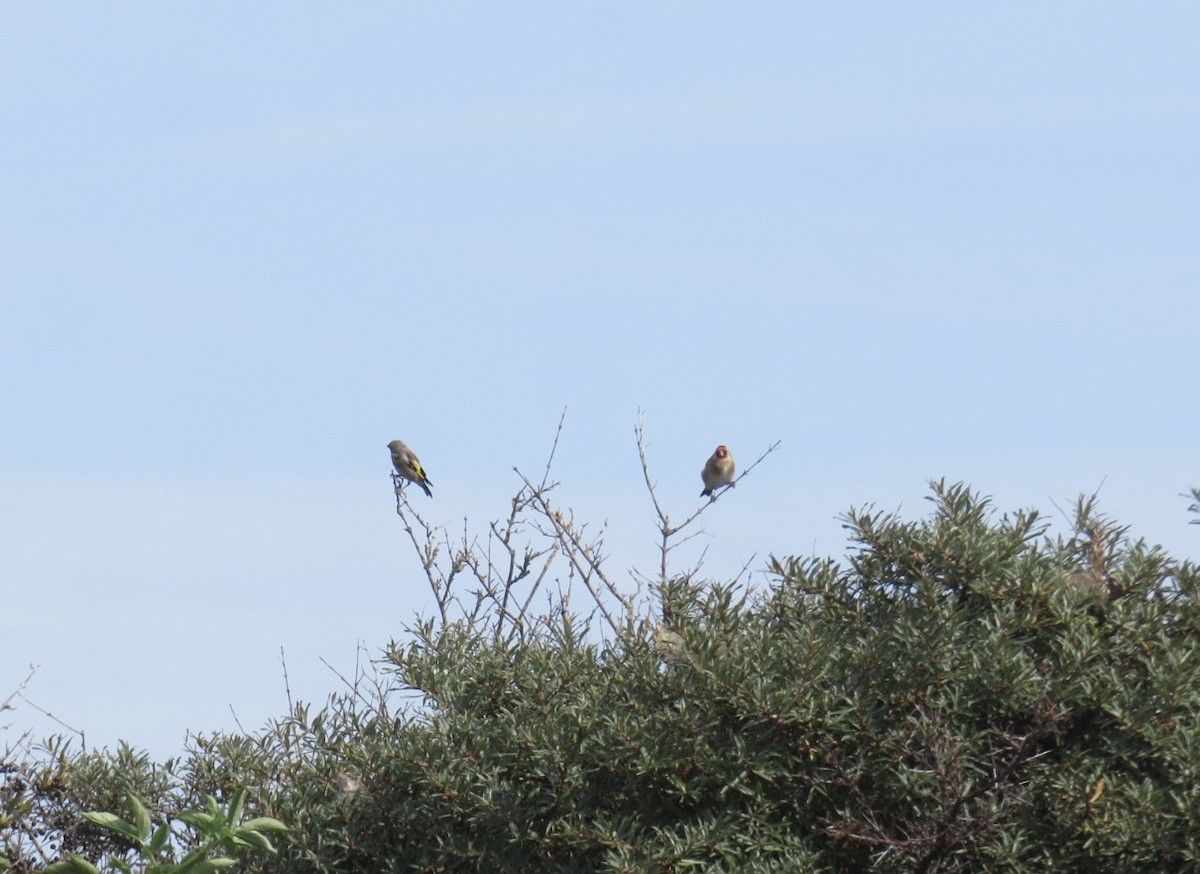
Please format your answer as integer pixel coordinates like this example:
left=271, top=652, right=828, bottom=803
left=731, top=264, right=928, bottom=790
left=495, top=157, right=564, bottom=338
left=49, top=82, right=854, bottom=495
left=3, top=3, right=1198, bottom=760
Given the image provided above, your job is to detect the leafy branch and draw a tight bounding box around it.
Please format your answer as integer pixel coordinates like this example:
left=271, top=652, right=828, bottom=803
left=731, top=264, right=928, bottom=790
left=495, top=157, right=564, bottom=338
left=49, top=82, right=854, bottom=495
left=46, top=789, right=287, bottom=874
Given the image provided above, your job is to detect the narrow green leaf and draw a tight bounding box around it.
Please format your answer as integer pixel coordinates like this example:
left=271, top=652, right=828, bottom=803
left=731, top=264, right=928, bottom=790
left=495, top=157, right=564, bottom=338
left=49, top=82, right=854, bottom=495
left=82, top=811, right=142, bottom=842
left=178, top=812, right=221, bottom=833
left=127, top=793, right=153, bottom=841
left=238, top=817, right=289, bottom=833
left=231, top=828, right=274, bottom=852
left=148, top=822, right=172, bottom=856
left=168, top=849, right=213, bottom=874
left=189, top=858, right=237, bottom=874
left=226, top=788, right=245, bottom=827
left=51, top=854, right=103, bottom=874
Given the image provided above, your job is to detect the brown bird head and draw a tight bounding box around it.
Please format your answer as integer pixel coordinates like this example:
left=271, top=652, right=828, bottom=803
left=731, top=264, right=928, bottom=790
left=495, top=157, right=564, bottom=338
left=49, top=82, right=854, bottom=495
left=714, top=445, right=729, bottom=458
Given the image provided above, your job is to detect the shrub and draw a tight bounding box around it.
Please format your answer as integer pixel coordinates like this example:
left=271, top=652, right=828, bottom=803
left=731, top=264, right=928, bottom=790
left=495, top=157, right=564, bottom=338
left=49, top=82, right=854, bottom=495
left=4, top=420, right=1197, bottom=871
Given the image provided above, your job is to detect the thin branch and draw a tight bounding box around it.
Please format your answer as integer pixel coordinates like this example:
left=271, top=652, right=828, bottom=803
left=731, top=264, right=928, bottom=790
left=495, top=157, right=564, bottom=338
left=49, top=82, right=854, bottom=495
left=0, top=665, right=39, bottom=757
left=393, top=489, right=454, bottom=625
left=731, top=552, right=759, bottom=587
left=227, top=704, right=247, bottom=735
left=489, top=483, right=545, bottom=642
left=517, top=549, right=561, bottom=641
left=320, top=655, right=370, bottom=704
left=1, top=663, right=38, bottom=716
left=541, top=407, right=568, bottom=492
left=635, top=412, right=670, bottom=533
left=279, top=647, right=293, bottom=713
left=15, top=688, right=85, bottom=745
left=517, top=468, right=623, bottom=635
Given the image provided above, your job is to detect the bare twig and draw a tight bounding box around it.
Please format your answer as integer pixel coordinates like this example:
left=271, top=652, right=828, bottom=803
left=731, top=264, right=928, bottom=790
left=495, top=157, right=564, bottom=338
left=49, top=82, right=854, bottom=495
left=15, top=686, right=85, bottom=746
left=488, top=479, right=551, bottom=644
left=517, top=468, right=625, bottom=635
left=731, top=552, right=759, bottom=587
left=387, top=413, right=772, bottom=647
left=1, top=664, right=39, bottom=717
left=1, top=665, right=39, bottom=756
left=227, top=704, right=247, bottom=735
left=393, top=489, right=458, bottom=625
left=541, top=407, right=568, bottom=492
left=319, top=653, right=376, bottom=708
left=389, top=410, right=621, bottom=644
left=279, top=647, right=293, bottom=713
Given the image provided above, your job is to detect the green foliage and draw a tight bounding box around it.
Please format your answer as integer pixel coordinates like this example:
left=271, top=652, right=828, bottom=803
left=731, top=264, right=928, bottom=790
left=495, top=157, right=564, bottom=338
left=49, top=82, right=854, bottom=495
left=273, top=482, right=1198, bottom=872
left=42, top=790, right=285, bottom=874
left=4, top=479, right=1199, bottom=872
left=1, top=739, right=181, bottom=869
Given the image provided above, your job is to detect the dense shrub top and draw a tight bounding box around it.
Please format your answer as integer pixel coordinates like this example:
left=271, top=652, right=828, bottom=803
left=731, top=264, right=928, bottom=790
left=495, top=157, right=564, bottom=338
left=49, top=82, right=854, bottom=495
left=4, top=482, right=1198, bottom=872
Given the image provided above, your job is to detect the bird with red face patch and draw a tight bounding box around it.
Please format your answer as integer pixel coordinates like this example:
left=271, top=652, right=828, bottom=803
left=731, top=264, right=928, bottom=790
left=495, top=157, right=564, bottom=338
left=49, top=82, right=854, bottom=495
left=700, top=444, right=736, bottom=497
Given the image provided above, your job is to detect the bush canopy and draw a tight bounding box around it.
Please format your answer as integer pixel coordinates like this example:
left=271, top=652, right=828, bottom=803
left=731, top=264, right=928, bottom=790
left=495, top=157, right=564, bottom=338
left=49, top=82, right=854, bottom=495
left=4, top=464, right=1198, bottom=873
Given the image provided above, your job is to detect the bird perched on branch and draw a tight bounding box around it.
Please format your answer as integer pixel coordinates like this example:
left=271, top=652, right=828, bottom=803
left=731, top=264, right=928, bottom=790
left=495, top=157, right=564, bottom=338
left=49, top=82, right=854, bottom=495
left=700, top=444, right=735, bottom=497
left=388, top=439, right=433, bottom=497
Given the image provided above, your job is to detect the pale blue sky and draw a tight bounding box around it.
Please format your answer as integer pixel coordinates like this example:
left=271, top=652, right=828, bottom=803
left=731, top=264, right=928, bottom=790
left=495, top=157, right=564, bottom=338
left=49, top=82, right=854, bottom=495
left=3, top=4, right=1197, bottom=759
